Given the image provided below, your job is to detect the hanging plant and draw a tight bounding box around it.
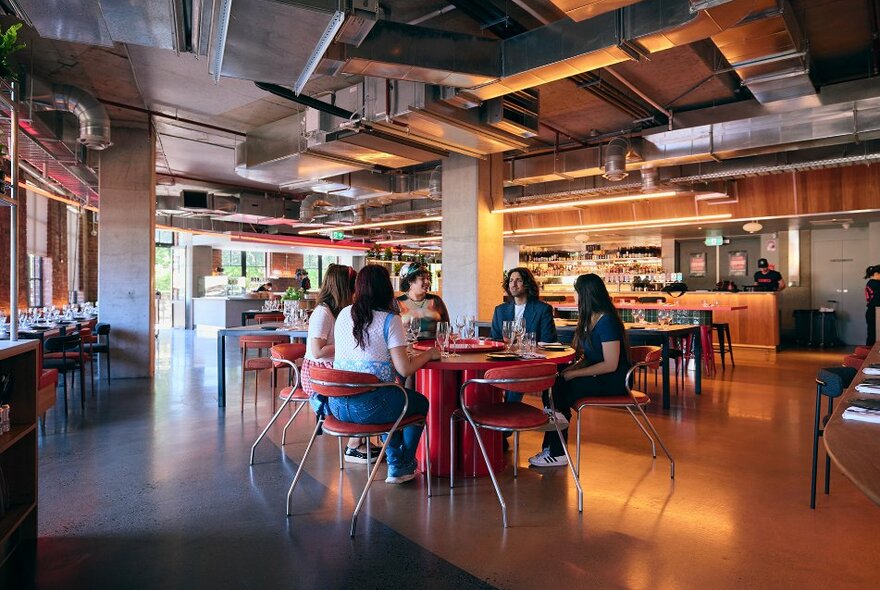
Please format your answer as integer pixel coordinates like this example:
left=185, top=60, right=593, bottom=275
left=0, top=23, right=25, bottom=81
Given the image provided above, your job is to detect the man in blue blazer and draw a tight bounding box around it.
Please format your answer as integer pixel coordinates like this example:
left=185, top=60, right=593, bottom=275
left=491, top=267, right=557, bottom=344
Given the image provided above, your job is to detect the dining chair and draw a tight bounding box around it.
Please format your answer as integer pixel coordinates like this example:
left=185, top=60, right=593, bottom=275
left=256, top=313, right=285, bottom=324
left=572, top=361, right=675, bottom=482
left=249, top=343, right=307, bottom=465
left=239, top=334, right=289, bottom=412
left=811, top=367, right=856, bottom=508
left=42, top=334, right=88, bottom=414
left=630, top=345, right=661, bottom=393
left=449, top=363, right=583, bottom=527
left=842, top=354, right=864, bottom=369
left=853, top=346, right=871, bottom=359
left=85, top=323, right=112, bottom=384
left=285, top=366, right=431, bottom=536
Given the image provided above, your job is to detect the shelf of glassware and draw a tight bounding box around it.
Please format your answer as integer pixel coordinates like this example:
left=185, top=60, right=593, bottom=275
left=525, top=257, right=662, bottom=265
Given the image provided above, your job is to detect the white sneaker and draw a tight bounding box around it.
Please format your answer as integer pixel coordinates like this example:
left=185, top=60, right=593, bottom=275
left=537, top=408, right=568, bottom=431
left=385, top=471, right=417, bottom=484
left=528, top=448, right=568, bottom=468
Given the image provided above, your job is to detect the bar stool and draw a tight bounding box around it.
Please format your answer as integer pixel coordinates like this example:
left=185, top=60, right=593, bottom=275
left=712, top=322, right=735, bottom=369
left=810, top=367, right=856, bottom=508
left=699, top=326, right=716, bottom=376
left=286, top=366, right=431, bottom=537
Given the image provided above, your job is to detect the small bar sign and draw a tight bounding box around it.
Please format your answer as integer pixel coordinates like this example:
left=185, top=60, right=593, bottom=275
left=704, top=236, right=723, bottom=246
left=330, top=230, right=345, bottom=240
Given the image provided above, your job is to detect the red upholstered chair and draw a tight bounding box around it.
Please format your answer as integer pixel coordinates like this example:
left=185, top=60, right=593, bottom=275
left=630, top=345, right=662, bottom=393
left=449, top=363, right=583, bottom=528
left=572, top=360, right=675, bottom=483
left=285, top=366, right=431, bottom=537
left=853, top=346, right=871, bottom=359
left=37, top=367, right=58, bottom=432
left=256, top=313, right=285, bottom=324
left=842, top=354, right=864, bottom=369
left=249, top=343, right=307, bottom=465
left=239, top=334, right=289, bottom=412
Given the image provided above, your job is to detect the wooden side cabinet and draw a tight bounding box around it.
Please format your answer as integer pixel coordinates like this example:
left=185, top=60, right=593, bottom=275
left=0, top=340, right=38, bottom=577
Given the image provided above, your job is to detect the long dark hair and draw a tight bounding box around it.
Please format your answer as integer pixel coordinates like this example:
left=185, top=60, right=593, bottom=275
left=351, top=264, right=395, bottom=349
left=316, top=264, right=355, bottom=317
left=573, top=273, right=629, bottom=362
left=502, top=267, right=540, bottom=300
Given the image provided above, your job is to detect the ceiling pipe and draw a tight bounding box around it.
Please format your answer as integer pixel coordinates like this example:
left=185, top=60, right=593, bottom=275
left=254, top=81, right=359, bottom=120
left=602, top=137, right=629, bottom=181
left=30, top=77, right=112, bottom=150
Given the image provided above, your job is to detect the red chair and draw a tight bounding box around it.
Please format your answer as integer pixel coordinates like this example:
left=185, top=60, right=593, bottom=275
left=37, top=367, right=58, bottom=432
left=853, top=346, right=871, bottom=358
left=449, top=363, right=583, bottom=528
left=285, top=366, right=431, bottom=537
left=572, top=360, right=675, bottom=482
left=630, top=345, right=661, bottom=393
left=249, top=343, right=307, bottom=465
left=843, top=354, right=864, bottom=369
left=256, top=313, right=285, bottom=325
left=239, top=335, right=289, bottom=412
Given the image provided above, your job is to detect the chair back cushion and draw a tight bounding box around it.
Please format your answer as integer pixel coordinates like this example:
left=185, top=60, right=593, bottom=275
left=630, top=345, right=661, bottom=364
left=818, top=366, right=857, bottom=398
left=853, top=346, right=872, bottom=358
left=483, top=363, right=556, bottom=394
left=308, top=366, right=381, bottom=397
left=95, top=323, right=111, bottom=336
left=256, top=313, right=285, bottom=324
left=270, top=343, right=306, bottom=367
left=842, top=354, right=864, bottom=369
left=240, top=335, right=289, bottom=350
left=44, top=334, right=81, bottom=353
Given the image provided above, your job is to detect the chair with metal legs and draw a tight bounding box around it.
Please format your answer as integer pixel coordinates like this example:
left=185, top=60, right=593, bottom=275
left=449, top=363, right=583, bottom=528
left=239, top=334, right=289, bottom=412
left=573, top=360, right=675, bottom=482
left=810, top=366, right=856, bottom=508
left=285, top=366, right=431, bottom=537
left=249, top=343, right=307, bottom=465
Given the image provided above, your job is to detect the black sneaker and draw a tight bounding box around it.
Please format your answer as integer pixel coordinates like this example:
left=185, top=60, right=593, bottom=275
left=344, top=445, right=379, bottom=464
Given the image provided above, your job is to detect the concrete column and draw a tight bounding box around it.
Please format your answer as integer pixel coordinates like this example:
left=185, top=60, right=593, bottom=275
left=98, top=124, right=155, bottom=378
left=441, top=153, right=504, bottom=321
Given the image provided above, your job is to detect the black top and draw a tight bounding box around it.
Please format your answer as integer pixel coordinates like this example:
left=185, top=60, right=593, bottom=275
left=578, top=314, right=630, bottom=381
left=867, top=279, right=880, bottom=308
left=753, top=269, right=783, bottom=291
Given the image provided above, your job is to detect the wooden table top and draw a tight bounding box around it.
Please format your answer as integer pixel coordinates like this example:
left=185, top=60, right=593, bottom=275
left=824, top=342, right=880, bottom=506
left=422, top=347, right=575, bottom=371
left=556, top=303, right=748, bottom=312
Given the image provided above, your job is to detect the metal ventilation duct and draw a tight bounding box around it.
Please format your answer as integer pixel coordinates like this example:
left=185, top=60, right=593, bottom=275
left=640, top=167, right=659, bottom=192
left=30, top=77, right=111, bottom=150
left=547, top=0, right=646, bottom=21
left=602, top=138, right=629, bottom=181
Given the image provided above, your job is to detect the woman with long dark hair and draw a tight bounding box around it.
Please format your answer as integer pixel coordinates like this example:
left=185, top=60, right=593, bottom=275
left=332, top=265, right=440, bottom=483
left=865, top=264, right=880, bottom=346
left=529, top=273, right=631, bottom=468
left=302, top=264, right=374, bottom=462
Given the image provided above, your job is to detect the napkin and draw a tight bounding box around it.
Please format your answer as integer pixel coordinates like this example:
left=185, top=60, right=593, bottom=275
left=520, top=352, right=548, bottom=359
left=855, top=385, right=880, bottom=394
left=538, top=342, right=563, bottom=347
left=842, top=406, right=880, bottom=423
left=863, top=367, right=880, bottom=376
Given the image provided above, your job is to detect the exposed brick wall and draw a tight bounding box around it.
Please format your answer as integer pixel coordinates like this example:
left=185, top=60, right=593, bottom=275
left=212, top=249, right=222, bottom=273
left=0, top=183, right=29, bottom=311
left=79, top=210, right=98, bottom=301
left=268, top=252, right=303, bottom=277
left=46, top=199, right=69, bottom=307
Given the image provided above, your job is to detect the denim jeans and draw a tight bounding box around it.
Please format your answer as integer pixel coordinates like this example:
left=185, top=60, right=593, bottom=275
left=328, top=386, right=429, bottom=477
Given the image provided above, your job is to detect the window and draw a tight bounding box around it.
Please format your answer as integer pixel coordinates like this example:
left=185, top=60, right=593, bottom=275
left=220, top=250, right=266, bottom=280
left=28, top=255, right=44, bottom=308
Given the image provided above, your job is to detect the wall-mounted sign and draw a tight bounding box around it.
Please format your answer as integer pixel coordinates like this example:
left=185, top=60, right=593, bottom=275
left=330, top=230, right=345, bottom=240
left=705, top=236, right=723, bottom=247
left=689, top=252, right=706, bottom=277
left=728, top=250, right=748, bottom=276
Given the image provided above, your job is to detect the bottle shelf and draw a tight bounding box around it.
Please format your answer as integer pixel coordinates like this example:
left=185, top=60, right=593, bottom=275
left=0, top=424, right=35, bottom=455
left=0, top=503, right=36, bottom=546
left=525, top=257, right=662, bottom=264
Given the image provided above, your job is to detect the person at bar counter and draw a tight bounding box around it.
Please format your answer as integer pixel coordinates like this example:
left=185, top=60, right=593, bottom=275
left=332, top=265, right=441, bottom=484
left=529, top=273, right=631, bottom=468
left=394, top=262, right=449, bottom=340
left=255, top=281, right=273, bottom=293
left=865, top=264, right=880, bottom=346
left=301, top=264, right=376, bottom=464
left=753, top=258, right=785, bottom=291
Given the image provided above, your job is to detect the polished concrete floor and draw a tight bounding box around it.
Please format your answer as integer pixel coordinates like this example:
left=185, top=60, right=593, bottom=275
left=17, top=331, right=880, bottom=588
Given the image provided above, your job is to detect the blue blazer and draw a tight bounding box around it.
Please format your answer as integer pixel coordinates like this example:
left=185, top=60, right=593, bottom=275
left=490, top=299, right=557, bottom=343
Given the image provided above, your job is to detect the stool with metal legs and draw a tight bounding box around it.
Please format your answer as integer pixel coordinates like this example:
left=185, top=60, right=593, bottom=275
left=285, top=367, right=431, bottom=536
left=573, top=360, right=675, bottom=481
left=249, top=343, right=307, bottom=465
left=712, top=322, right=735, bottom=369
left=449, top=363, right=583, bottom=527
left=811, top=366, right=856, bottom=508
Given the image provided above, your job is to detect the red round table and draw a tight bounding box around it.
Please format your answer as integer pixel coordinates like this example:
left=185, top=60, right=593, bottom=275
left=415, top=347, right=575, bottom=478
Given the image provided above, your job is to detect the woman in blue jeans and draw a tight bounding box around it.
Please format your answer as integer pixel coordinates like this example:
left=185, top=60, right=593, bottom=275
left=332, top=265, right=441, bottom=483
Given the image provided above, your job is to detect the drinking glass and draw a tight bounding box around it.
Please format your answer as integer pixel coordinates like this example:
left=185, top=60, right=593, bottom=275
left=454, top=315, right=467, bottom=348
left=501, top=320, right=515, bottom=352
left=633, top=309, right=645, bottom=324
left=448, top=324, right=461, bottom=357
left=436, top=322, right=450, bottom=358
left=513, top=319, right=525, bottom=353
left=406, top=316, right=420, bottom=344
left=0, top=310, right=6, bottom=335
left=524, top=331, right=536, bottom=355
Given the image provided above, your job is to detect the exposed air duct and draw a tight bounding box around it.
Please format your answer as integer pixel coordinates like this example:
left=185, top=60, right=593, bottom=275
left=30, top=78, right=112, bottom=150
left=299, top=193, right=361, bottom=222
left=640, top=167, right=659, bottom=192
left=602, top=138, right=629, bottom=181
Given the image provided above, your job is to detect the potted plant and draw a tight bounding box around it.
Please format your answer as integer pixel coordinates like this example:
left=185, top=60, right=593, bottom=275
left=281, top=287, right=301, bottom=317
left=0, top=23, right=24, bottom=81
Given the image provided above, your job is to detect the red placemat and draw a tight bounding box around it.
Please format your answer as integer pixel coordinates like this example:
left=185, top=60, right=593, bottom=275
left=412, top=338, right=506, bottom=352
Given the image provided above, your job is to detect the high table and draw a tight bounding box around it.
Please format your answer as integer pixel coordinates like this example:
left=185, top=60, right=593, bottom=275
left=823, top=342, right=880, bottom=506
left=216, top=324, right=307, bottom=407
left=552, top=321, right=702, bottom=410
left=415, top=348, right=575, bottom=477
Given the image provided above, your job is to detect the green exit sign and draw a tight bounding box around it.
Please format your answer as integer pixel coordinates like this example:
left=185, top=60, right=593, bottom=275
left=330, top=231, right=345, bottom=240
left=705, top=236, right=723, bottom=246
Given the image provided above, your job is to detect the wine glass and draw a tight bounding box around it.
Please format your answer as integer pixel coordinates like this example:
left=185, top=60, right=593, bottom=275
left=454, top=315, right=467, bottom=349
left=406, top=316, right=420, bottom=345
left=501, top=320, right=515, bottom=352
left=448, top=322, right=461, bottom=357
left=436, top=321, right=450, bottom=358
left=513, top=318, right=525, bottom=353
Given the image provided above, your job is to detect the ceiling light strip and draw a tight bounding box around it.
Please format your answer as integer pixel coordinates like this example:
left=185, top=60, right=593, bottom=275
left=495, top=191, right=679, bottom=214
left=504, top=214, right=733, bottom=236
left=375, top=236, right=443, bottom=246
left=299, top=215, right=443, bottom=235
